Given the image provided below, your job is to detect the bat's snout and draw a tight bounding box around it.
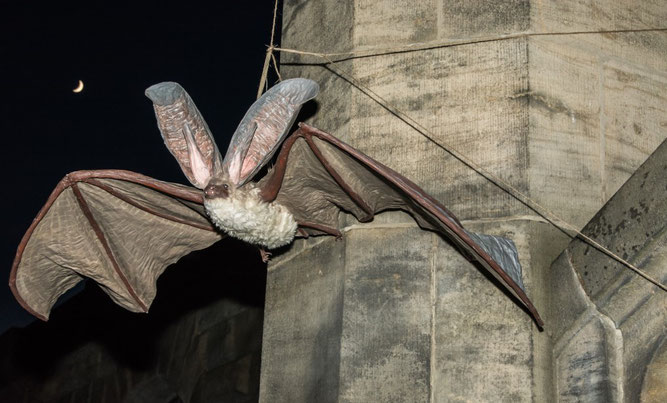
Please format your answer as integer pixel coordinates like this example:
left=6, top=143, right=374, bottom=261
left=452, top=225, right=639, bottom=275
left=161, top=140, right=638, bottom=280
left=204, top=183, right=229, bottom=199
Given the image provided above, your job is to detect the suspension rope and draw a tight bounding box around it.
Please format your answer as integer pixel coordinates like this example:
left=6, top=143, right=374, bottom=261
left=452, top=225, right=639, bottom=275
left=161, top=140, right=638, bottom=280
left=262, top=1, right=666, bottom=291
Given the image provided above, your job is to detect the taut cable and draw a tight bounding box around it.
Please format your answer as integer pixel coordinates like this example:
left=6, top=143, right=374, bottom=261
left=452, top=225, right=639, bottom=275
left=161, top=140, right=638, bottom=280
left=272, top=24, right=666, bottom=290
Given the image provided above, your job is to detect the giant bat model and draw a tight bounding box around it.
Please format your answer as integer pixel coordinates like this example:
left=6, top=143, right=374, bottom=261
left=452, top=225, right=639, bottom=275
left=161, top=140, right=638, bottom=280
left=9, top=79, right=543, bottom=327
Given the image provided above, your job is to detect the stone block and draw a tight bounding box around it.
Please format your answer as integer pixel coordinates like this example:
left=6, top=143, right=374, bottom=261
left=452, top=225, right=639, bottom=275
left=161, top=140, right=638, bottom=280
left=281, top=0, right=354, bottom=56
left=280, top=0, right=356, bottom=138
left=259, top=237, right=346, bottom=402
left=353, top=0, right=437, bottom=47
left=433, top=221, right=535, bottom=402
left=202, top=308, right=263, bottom=370
left=439, top=0, right=530, bottom=38
left=527, top=36, right=603, bottom=228
left=282, top=62, right=357, bottom=136
left=568, top=138, right=666, bottom=300
left=549, top=138, right=667, bottom=401
left=528, top=33, right=667, bottom=228
left=532, top=0, right=667, bottom=32
left=272, top=1, right=667, bottom=402
left=262, top=214, right=550, bottom=402
left=338, top=227, right=432, bottom=402
left=641, top=340, right=667, bottom=402
left=619, top=293, right=666, bottom=399
left=553, top=314, right=619, bottom=402
left=548, top=253, right=590, bottom=342
left=156, top=313, right=198, bottom=380
left=195, top=298, right=248, bottom=336
left=122, top=375, right=182, bottom=403
left=190, top=354, right=260, bottom=403
left=601, top=62, right=667, bottom=197
left=347, top=38, right=530, bottom=221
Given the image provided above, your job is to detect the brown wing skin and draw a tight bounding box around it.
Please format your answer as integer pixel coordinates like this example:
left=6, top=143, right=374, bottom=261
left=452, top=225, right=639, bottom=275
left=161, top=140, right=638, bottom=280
left=264, top=124, right=543, bottom=328
left=10, top=170, right=222, bottom=320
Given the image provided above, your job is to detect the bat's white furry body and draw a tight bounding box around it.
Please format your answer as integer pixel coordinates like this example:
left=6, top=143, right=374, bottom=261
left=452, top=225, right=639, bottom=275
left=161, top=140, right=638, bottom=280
left=204, top=187, right=297, bottom=249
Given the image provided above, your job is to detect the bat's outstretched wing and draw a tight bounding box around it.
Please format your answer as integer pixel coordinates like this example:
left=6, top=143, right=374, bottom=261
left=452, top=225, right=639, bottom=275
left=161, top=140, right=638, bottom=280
left=10, top=170, right=222, bottom=320
left=264, top=123, right=543, bottom=327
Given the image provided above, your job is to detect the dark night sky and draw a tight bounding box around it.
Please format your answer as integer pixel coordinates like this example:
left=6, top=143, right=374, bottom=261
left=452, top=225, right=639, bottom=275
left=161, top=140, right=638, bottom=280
left=1, top=1, right=281, bottom=334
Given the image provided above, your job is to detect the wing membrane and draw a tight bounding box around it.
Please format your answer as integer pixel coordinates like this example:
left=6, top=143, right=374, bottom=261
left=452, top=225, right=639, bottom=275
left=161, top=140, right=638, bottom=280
left=10, top=170, right=222, bottom=320
left=273, top=125, right=543, bottom=327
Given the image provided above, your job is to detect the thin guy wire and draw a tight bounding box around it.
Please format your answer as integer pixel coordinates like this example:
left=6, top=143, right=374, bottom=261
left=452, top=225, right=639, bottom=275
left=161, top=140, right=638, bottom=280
left=274, top=31, right=666, bottom=291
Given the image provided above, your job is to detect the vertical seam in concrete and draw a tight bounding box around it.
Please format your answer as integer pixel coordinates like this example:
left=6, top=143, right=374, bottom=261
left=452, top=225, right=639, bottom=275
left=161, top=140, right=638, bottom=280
left=523, top=32, right=532, bottom=225
left=524, top=35, right=538, bottom=403
left=598, top=58, right=607, bottom=202
left=429, top=233, right=437, bottom=402
left=533, top=0, right=545, bottom=33
left=336, top=235, right=347, bottom=401
left=558, top=249, right=627, bottom=401
left=552, top=341, right=560, bottom=401
left=601, top=314, right=626, bottom=402
left=435, top=0, right=442, bottom=39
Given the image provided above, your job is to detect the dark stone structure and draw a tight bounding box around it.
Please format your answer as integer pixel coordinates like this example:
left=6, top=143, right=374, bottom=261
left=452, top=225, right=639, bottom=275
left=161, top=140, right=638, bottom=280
left=548, top=139, right=666, bottom=401
left=259, top=1, right=666, bottom=401
left=2, top=1, right=666, bottom=402
left=0, top=240, right=265, bottom=403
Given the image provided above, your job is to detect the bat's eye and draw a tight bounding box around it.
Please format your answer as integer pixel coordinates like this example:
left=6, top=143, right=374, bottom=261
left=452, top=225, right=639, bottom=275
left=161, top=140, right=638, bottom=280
left=223, top=184, right=229, bottom=190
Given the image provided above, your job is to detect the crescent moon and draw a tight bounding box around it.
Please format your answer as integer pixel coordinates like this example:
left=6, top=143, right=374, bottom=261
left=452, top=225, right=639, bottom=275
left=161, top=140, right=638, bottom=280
left=72, top=80, right=84, bottom=93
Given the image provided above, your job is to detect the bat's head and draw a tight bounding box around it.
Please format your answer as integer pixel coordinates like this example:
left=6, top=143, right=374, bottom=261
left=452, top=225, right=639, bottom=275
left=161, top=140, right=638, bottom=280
left=146, top=79, right=319, bottom=195
left=203, top=176, right=233, bottom=200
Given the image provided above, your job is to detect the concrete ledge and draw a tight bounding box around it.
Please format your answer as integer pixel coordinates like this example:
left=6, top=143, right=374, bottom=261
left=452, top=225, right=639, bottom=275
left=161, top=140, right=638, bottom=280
left=549, top=139, right=667, bottom=401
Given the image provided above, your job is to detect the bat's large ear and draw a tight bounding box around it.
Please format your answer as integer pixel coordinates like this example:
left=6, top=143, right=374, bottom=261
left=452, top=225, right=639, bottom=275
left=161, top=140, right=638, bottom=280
left=145, top=82, right=224, bottom=189
left=222, top=78, right=319, bottom=185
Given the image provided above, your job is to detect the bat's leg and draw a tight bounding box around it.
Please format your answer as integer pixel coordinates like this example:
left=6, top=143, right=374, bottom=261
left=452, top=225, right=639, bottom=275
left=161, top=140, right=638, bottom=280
left=261, top=125, right=374, bottom=221
left=301, top=135, right=375, bottom=223
left=259, top=248, right=272, bottom=263
left=297, top=221, right=343, bottom=239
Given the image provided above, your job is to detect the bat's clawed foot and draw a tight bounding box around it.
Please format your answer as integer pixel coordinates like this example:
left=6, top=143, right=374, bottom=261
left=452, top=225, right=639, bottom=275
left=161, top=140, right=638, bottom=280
left=260, top=248, right=272, bottom=263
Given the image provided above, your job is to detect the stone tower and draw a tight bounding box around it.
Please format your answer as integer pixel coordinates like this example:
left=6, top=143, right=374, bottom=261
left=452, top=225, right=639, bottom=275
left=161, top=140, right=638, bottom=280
left=260, top=1, right=667, bottom=401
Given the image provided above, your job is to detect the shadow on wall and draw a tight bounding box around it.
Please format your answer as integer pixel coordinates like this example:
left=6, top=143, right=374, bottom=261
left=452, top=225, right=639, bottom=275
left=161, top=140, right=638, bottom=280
left=0, top=238, right=266, bottom=402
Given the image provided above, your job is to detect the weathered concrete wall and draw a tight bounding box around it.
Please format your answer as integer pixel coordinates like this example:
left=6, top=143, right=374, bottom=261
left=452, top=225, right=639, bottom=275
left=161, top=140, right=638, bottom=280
left=528, top=1, right=667, bottom=227
left=261, top=0, right=666, bottom=401
left=548, top=139, right=666, bottom=402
